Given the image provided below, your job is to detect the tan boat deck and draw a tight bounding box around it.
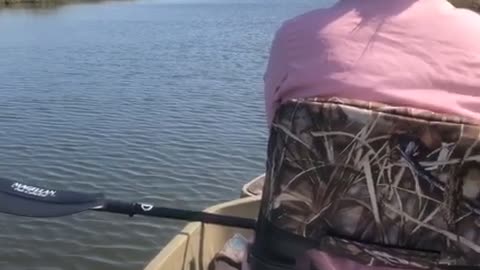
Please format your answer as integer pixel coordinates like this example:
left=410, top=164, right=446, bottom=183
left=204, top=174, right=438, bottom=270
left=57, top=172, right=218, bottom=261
left=144, top=197, right=260, bottom=270
left=245, top=177, right=263, bottom=196
left=241, top=174, right=264, bottom=197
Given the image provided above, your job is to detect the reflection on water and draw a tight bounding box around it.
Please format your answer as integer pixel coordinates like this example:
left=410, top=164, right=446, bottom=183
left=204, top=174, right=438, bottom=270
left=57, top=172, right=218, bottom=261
left=0, top=0, right=320, bottom=269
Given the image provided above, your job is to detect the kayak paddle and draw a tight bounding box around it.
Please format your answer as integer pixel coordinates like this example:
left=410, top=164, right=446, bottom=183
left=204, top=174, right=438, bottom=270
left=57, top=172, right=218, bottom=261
left=0, top=178, right=256, bottom=229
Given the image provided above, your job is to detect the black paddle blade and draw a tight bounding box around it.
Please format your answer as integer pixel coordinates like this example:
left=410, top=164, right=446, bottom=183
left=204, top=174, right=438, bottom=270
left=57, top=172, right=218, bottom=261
left=0, top=178, right=105, bottom=218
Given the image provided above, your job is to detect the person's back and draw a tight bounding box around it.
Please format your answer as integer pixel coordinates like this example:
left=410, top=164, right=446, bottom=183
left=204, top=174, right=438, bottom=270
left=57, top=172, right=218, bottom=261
left=264, top=0, right=480, bottom=125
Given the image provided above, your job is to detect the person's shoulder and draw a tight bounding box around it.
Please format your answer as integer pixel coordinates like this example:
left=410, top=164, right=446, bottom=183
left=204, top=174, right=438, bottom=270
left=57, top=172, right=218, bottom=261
left=280, top=6, right=332, bottom=29
left=445, top=3, right=480, bottom=39
left=430, top=2, right=480, bottom=53
left=450, top=4, right=480, bottom=19
left=440, top=1, right=480, bottom=26
left=448, top=0, right=480, bottom=14
left=274, top=6, right=334, bottom=39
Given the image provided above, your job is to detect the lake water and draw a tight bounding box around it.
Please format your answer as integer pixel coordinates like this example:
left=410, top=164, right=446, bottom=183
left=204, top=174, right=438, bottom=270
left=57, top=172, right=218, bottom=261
left=0, top=0, right=329, bottom=269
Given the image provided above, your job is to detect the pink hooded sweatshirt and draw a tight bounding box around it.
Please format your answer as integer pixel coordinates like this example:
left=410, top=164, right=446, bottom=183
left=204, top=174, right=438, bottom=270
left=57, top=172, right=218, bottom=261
left=264, top=0, right=480, bottom=126
left=262, top=0, right=480, bottom=269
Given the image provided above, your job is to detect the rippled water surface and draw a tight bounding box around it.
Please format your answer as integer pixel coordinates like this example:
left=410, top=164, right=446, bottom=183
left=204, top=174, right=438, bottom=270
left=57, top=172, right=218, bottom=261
left=0, top=0, right=328, bottom=269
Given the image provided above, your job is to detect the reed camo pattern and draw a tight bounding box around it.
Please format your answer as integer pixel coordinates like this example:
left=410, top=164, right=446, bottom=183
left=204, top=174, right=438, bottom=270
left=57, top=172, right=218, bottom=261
left=261, top=97, right=480, bottom=269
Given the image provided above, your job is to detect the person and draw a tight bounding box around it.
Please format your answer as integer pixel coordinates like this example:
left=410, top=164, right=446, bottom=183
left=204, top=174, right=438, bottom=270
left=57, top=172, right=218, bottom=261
left=259, top=1, right=480, bottom=270
left=263, top=0, right=480, bottom=126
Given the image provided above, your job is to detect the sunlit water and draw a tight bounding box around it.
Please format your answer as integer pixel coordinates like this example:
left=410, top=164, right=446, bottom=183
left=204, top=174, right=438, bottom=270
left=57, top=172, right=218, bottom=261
left=0, top=0, right=330, bottom=269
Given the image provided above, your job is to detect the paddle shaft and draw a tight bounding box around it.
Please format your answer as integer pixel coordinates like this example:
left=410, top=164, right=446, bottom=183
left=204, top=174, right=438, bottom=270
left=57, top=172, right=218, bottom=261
left=95, top=200, right=257, bottom=229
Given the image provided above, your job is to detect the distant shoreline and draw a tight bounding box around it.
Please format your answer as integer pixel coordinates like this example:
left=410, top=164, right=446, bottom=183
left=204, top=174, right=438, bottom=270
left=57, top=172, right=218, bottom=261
left=0, top=0, right=127, bottom=9
left=1, top=0, right=478, bottom=14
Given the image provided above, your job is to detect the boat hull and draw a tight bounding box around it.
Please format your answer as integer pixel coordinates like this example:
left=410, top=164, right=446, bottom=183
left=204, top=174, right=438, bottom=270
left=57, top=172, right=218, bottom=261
left=240, top=174, right=264, bottom=198
left=144, top=196, right=260, bottom=270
